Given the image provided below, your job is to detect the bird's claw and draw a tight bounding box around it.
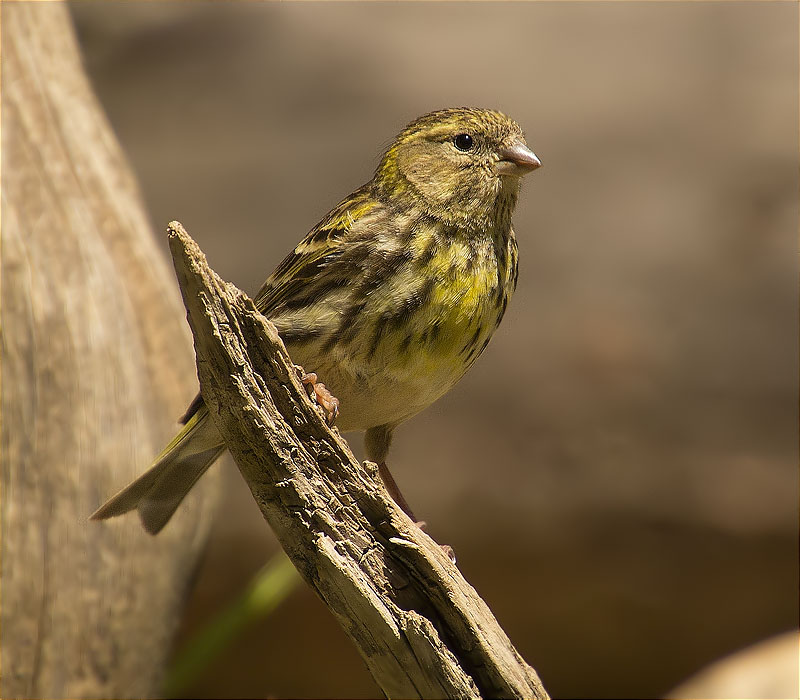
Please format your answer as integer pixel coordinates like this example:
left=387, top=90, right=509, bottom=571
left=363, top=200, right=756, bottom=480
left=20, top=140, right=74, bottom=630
left=440, top=544, right=457, bottom=564
left=300, top=371, right=339, bottom=425
left=414, top=521, right=456, bottom=563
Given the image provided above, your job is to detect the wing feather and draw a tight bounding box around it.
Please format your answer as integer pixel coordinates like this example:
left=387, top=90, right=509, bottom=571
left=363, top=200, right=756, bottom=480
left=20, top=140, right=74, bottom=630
left=253, top=184, right=377, bottom=314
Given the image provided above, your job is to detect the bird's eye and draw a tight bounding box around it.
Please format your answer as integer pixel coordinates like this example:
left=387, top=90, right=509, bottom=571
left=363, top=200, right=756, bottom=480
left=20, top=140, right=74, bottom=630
left=453, top=133, right=474, bottom=151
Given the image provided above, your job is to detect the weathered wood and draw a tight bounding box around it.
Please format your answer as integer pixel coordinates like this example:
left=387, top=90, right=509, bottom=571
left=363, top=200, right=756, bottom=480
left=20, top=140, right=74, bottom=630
left=168, top=221, right=549, bottom=700
left=1, top=5, right=217, bottom=698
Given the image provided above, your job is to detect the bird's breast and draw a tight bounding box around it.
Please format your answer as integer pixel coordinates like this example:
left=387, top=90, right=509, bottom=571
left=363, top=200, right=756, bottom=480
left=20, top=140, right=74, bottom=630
left=359, top=227, right=517, bottom=394
left=279, top=224, right=518, bottom=431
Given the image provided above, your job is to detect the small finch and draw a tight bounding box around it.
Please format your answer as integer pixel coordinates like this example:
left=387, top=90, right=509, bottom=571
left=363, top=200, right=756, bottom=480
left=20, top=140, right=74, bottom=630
left=92, top=107, right=541, bottom=534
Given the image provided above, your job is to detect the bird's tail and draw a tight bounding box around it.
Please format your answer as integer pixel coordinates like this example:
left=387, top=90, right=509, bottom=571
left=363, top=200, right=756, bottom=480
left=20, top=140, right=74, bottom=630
left=90, top=404, right=224, bottom=534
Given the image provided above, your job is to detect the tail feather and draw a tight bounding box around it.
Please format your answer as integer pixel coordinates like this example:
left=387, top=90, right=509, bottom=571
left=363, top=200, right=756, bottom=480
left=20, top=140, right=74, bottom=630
left=91, top=406, right=224, bottom=534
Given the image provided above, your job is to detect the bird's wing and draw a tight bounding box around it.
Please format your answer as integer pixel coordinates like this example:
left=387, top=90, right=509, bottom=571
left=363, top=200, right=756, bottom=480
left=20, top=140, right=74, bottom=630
left=171, top=188, right=376, bottom=431
left=252, top=184, right=377, bottom=315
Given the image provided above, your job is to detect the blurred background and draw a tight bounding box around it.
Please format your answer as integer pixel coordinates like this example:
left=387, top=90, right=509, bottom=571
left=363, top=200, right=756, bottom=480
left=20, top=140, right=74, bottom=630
left=69, top=2, right=797, bottom=698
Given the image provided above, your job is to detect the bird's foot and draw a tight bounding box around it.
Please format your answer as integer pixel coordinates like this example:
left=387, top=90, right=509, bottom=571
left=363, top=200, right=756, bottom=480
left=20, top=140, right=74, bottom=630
left=440, top=544, right=457, bottom=564
left=414, top=521, right=456, bottom=563
left=376, top=461, right=457, bottom=564
left=299, top=370, right=339, bottom=425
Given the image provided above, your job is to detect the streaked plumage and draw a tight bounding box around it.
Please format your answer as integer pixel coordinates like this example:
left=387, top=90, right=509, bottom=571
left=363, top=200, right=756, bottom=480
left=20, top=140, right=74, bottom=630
left=92, top=107, right=540, bottom=533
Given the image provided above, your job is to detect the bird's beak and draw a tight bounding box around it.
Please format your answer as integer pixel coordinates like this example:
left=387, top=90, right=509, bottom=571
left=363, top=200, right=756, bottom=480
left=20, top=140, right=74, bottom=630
left=496, top=140, right=542, bottom=177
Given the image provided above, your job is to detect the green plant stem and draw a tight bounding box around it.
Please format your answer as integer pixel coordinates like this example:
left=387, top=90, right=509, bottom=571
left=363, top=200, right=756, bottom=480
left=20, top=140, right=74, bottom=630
left=164, top=552, right=300, bottom=697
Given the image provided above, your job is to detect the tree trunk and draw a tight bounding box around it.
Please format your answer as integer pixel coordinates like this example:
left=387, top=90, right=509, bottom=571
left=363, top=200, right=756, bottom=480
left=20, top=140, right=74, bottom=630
left=1, top=4, right=217, bottom=697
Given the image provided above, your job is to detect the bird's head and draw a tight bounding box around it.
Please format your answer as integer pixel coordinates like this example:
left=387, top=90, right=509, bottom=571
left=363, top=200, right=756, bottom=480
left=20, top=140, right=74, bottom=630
left=375, top=107, right=540, bottom=229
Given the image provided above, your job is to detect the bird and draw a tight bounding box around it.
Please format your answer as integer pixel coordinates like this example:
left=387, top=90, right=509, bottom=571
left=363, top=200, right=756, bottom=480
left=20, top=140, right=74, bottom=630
left=91, top=107, right=541, bottom=535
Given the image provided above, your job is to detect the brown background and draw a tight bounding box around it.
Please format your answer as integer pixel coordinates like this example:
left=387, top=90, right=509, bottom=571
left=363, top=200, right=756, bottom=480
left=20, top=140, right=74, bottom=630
left=69, top=2, right=797, bottom=698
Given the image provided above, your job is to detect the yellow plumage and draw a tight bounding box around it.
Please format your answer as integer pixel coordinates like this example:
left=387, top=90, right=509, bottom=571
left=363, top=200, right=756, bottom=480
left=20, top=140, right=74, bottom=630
left=92, top=107, right=540, bottom=533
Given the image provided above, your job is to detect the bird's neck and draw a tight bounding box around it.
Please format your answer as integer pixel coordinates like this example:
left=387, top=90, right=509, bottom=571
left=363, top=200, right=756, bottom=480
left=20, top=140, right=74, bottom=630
left=404, top=179, right=519, bottom=237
